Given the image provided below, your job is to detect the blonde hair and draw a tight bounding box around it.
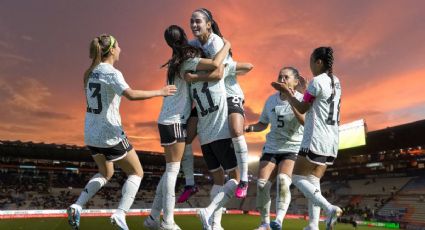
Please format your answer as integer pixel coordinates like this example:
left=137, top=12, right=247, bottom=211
left=83, top=35, right=116, bottom=87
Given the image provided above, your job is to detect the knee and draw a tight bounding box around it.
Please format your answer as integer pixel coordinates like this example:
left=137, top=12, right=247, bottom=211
left=278, top=173, right=292, bottom=192
left=101, top=170, right=114, bottom=181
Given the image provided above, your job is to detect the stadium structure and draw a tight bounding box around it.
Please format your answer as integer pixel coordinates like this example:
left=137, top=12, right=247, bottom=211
left=1, top=119, right=425, bottom=229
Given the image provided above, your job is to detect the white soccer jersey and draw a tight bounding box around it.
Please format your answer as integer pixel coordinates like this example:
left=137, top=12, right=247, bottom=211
left=158, top=58, right=200, bottom=125
left=84, top=62, right=129, bottom=147
left=301, top=73, right=342, bottom=157
left=189, top=33, right=243, bottom=99
left=189, top=65, right=234, bottom=145
left=259, top=92, right=304, bottom=154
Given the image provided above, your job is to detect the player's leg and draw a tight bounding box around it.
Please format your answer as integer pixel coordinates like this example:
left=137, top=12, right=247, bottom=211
left=271, top=154, right=296, bottom=230
left=255, top=154, right=276, bottom=230
left=197, top=142, right=224, bottom=229
left=228, top=99, right=249, bottom=199
left=177, top=111, right=199, bottom=203
left=304, top=174, right=321, bottom=230
left=292, top=152, right=342, bottom=230
left=199, top=139, right=240, bottom=229
left=68, top=148, right=112, bottom=230
left=113, top=146, right=143, bottom=230
left=158, top=142, right=185, bottom=229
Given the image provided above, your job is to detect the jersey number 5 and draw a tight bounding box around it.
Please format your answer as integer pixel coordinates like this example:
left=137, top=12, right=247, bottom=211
left=86, top=83, right=102, bottom=114
left=277, top=115, right=285, bottom=128
left=192, top=82, right=219, bottom=117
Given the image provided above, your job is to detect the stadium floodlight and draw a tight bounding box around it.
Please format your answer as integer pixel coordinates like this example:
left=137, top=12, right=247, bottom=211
left=339, top=119, right=367, bottom=150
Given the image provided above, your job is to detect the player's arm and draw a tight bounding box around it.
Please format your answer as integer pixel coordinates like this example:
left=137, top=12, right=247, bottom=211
left=194, top=39, right=231, bottom=71
left=235, top=62, right=254, bottom=76
left=291, top=105, right=305, bottom=126
left=271, top=82, right=311, bottom=114
left=122, top=85, right=176, bottom=101
left=245, top=122, right=268, bottom=133
left=184, top=64, right=224, bottom=83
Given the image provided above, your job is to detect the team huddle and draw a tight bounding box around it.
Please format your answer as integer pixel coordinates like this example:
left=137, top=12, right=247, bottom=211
left=66, top=7, right=342, bottom=230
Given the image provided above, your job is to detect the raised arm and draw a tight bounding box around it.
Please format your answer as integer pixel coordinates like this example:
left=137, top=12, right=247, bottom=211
left=122, top=85, right=176, bottom=101
left=271, top=82, right=311, bottom=114
left=235, top=62, right=254, bottom=75
left=184, top=64, right=224, bottom=83
left=195, top=39, right=231, bottom=71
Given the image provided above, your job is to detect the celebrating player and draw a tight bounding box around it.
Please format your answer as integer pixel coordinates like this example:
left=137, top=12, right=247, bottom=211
left=67, top=34, right=176, bottom=230
left=143, top=25, right=232, bottom=230
left=246, top=67, right=305, bottom=230
left=272, top=47, right=343, bottom=230
left=177, top=7, right=253, bottom=207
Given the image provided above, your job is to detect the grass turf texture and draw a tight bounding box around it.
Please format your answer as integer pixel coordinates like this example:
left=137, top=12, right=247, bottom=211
left=0, top=214, right=387, bottom=230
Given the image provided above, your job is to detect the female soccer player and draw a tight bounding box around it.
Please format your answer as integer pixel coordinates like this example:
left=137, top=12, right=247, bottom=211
left=272, top=47, right=343, bottom=230
left=177, top=8, right=254, bottom=205
left=143, top=25, right=232, bottom=230
left=67, top=34, right=176, bottom=230
left=246, top=67, right=305, bottom=230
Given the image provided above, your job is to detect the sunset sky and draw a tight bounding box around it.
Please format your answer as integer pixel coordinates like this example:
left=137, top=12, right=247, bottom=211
left=1, top=0, right=424, bottom=155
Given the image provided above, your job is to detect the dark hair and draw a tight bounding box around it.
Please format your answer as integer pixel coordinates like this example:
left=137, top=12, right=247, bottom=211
left=84, top=34, right=117, bottom=87
left=162, top=25, right=205, bottom=85
left=195, top=8, right=232, bottom=57
left=312, top=46, right=335, bottom=98
left=282, top=67, right=306, bottom=93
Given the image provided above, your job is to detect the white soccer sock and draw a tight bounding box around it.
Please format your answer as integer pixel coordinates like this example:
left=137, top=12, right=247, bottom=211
left=181, top=144, right=195, bottom=186
left=150, top=176, right=164, bottom=221
left=117, top=175, right=142, bottom=213
left=162, top=162, right=181, bottom=225
left=275, top=173, right=292, bottom=224
left=205, top=179, right=238, bottom=215
left=292, top=174, right=332, bottom=214
left=307, top=175, right=321, bottom=230
left=210, top=184, right=224, bottom=227
left=232, top=136, right=249, bottom=182
left=256, top=179, right=272, bottom=224
left=75, top=173, right=108, bottom=207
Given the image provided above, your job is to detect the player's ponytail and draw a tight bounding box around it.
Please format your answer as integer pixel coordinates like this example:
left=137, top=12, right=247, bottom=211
left=326, top=47, right=335, bottom=99
left=312, top=46, right=335, bottom=98
left=84, top=37, right=102, bottom=88
left=163, top=25, right=204, bottom=85
left=84, top=35, right=117, bottom=88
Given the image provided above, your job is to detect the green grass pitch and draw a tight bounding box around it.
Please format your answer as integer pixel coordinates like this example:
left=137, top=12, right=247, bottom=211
left=0, top=214, right=386, bottom=230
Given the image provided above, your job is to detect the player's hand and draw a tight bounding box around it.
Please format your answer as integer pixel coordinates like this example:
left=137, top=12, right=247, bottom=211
left=271, top=82, right=293, bottom=96
left=184, top=72, right=197, bottom=83
left=161, top=85, right=177, bottom=96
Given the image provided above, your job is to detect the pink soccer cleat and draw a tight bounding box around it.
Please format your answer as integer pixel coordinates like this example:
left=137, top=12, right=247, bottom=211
left=235, top=181, right=248, bottom=199
left=177, top=185, right=199, bottom=203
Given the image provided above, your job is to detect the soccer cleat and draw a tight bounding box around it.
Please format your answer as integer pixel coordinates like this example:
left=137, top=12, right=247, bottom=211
left=143, top=215, right=160, bottom=230
left=177, top=185, right=199, bottom=203
left=159, top=221, right=182, bottom=230
left=110, top=213, right=129, bottom=230
left=198, top=208, right=212, bottom=230
left=235, top=181, right=248, bottom=199
left=270, top=220, right=282, bottom=230
left=326, top=205, right=343, bottom=230
left=254, top=222, right=271, bottom=230
left=67, top=204, right=82, bottom=230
